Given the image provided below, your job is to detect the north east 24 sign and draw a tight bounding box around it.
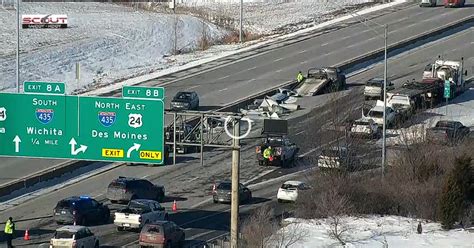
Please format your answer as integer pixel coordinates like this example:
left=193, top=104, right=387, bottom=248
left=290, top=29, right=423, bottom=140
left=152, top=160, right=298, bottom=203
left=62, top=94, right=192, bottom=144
left=0, top=93, right=165, bottom=164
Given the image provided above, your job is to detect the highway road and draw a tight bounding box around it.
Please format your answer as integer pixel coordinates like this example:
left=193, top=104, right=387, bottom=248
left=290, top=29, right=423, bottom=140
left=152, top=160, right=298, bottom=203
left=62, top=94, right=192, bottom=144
left=1, top=20, right=473, bottom=247
left=1, top=0, right=473, bottom=190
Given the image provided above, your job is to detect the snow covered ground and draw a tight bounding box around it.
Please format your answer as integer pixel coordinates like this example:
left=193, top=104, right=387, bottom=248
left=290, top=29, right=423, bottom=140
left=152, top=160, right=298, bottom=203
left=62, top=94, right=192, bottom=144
left=0, top=2, right=227, bottom=93
left=279, top=216, right=474, bottom=248
left=380, top=85, right=474, bottom=146
left=180, top=0, right=373, bottom=34
left=0, top=0, right=376, bottom=94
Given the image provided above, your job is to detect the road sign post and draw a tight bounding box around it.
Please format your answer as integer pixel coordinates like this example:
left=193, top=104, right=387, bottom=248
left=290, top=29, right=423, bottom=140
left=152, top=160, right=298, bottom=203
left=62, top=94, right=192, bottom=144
left=0, top=91, right=165, bottom=164
left=444, top=80, right=450, bottom=116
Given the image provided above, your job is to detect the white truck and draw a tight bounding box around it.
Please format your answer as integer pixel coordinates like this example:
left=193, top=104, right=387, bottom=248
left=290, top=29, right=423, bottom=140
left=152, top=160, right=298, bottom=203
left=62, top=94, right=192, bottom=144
left=363, top=100, right=398, bottom=128
left=422, top=57, right=467, bottom=98
left=114, top=199, right=168, bottom=231
left=420, top=0, right=437, bottom=7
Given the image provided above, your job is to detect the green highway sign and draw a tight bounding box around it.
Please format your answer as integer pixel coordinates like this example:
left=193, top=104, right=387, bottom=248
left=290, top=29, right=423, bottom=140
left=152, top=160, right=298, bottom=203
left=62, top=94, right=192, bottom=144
left=444, top=80, right=451, bottom=99
left=0, top=93, right=165, bottom=164
left=122, top=86, right=165, bottom=100
left=24, top=81, right=65, bottom=95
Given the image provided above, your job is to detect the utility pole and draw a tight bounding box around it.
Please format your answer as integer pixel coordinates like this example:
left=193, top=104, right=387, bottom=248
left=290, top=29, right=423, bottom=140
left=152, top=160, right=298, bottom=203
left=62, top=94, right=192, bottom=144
left=382, top=24, right=388, bottom=179
left=230, top=119, right=240, bottom=248
left=239, top=0, right=243, bottom=43
left=16, top=0, right=20, bottom=93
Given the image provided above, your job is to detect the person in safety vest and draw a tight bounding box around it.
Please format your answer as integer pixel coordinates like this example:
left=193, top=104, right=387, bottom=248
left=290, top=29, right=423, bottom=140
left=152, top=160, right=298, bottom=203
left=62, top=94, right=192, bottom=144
left=263, top=146, right=274, bottom=164
left=4, top=217, right=15, bottom=248
left=297, top=71, right=304, bottom=83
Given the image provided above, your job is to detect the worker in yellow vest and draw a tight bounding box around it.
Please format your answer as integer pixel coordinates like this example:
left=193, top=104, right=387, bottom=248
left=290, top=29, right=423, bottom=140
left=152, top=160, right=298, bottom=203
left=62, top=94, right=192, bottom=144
left=263, top=146, right=274, bottom=165
left=296, top=71, right=304, bottom=83
left=4, top=217, right=15, bottom=248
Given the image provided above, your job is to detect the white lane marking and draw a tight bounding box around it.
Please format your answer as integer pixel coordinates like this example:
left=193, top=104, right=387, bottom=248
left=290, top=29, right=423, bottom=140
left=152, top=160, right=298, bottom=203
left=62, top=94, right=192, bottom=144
left=218, top=88, right=228, bottom=92
left=300, top=61, right=308, bottom=64
left=181, top=209, right=229, bottom=227
left=298, top=49, right=307, bottom=54
left=276, top=69, right=283, bottom=73
left=217, top=75, right=230, bottom=81
left=187, top=85, right=200, bottom=90
left=273, top=57, right=284, bottom=62
left=294, top=130, right=305, bottom=136
left=187, top=229, right=218, bottom=240
left=188, top=177, right=199, bottom=182
left=246, top=66, right=257, bottom=71
left=321, top=42, right=329, bottom=46
left=245, top=78, right=257, bottom=84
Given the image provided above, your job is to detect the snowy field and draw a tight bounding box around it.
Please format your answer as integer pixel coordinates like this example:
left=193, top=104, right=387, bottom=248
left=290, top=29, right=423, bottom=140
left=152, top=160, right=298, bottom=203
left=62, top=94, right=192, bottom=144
left=380, top=86, right=474, bottom=146
left=279, top=216, right=474, bottom=248
left=0, top=2, right=227, bottom=93
left=180, top=0, right=373, bottom=34
left=0, top=0, right=374, bottom=94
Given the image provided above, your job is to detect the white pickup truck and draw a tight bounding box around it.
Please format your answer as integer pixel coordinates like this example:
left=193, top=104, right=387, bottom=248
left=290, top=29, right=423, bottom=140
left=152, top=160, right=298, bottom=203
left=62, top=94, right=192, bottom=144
left=114, top=199, right=168, bottom=231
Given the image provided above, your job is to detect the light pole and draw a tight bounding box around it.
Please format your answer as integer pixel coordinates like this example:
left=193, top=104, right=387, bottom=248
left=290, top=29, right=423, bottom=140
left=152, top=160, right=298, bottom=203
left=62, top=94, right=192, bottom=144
left=16, top=0, right=20, bottom=93
left=382, top=24, right=388, bottom=179
left=239, top=0, right=243, bottom=43
left=331, top=2, right=389, bottom=179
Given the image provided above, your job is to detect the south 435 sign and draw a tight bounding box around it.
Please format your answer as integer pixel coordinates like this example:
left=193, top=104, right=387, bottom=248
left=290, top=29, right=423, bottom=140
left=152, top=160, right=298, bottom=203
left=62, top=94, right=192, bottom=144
left=36, top=109, right=54, bottom=124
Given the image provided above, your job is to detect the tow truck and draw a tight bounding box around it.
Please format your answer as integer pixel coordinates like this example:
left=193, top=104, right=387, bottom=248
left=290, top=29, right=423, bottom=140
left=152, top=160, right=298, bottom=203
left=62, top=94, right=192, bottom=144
left=255, top=119, right=299, bottom=168
left=295, top=67, right=346, bottom=96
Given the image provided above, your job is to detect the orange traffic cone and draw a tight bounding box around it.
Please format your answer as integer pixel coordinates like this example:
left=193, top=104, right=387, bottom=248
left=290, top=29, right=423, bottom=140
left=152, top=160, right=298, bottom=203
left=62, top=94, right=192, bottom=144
left=24, top=229, right=30, bottom=241
left=172, top=200, right=177, bottom=212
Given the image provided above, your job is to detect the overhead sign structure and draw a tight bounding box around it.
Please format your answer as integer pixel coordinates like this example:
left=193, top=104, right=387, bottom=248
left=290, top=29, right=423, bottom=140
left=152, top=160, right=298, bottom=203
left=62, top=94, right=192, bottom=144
left=444, top=80, right=451, bottom=99
left=0, top=89, right=165, bottom=164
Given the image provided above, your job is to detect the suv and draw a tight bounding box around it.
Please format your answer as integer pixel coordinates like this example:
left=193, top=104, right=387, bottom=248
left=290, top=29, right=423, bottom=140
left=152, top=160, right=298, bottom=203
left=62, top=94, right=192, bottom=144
left=139, top=221, right=185, bottom=248
left=53, top=196, right=110, bottom=225
left=170, top=91, right=199, bottom=111
left=106, top=177, right=165, bottom=204
left=212, top=181, right=252, bottom=204
left=50, top=226, right=99, bottom=248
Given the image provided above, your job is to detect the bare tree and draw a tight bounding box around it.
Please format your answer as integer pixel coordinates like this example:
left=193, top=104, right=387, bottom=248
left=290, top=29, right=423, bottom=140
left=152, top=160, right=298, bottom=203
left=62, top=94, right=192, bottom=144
left=199, top=20, right=210, bottom=51
left=319, top=185, right=352, bottom=245
left=240, top=205, right=276, bottom=248
left=171, top=15, right=183, bottom=55
left=269, top=220, right=309, bottom=248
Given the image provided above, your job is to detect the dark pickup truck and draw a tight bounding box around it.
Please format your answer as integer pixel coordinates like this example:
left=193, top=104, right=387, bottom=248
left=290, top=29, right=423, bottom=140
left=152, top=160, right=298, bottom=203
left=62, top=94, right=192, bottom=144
left=426, top=121, right=470, bottom=145
left=256, top=136, right=299, bottom=168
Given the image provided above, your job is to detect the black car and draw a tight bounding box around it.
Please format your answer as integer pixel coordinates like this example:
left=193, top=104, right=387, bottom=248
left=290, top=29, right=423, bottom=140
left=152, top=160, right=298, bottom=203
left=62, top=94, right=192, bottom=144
left=106, top=177, right=165, bottom=204
left=212, top=181, right=252, bottom=204
left=170, top=91, right=199, bottom=111
left=53, top=196, right=110, bottom=225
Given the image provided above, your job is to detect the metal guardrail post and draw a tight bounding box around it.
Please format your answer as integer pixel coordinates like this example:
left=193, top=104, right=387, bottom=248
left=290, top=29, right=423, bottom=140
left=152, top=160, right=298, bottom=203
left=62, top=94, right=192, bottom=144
left=201, top=113, right=204, bottom=166
left=173, top=112, right=177, bottom=165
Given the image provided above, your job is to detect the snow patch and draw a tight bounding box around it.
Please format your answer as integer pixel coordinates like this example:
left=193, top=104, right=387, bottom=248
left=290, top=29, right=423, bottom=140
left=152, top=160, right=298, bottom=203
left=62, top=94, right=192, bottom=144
left=279, top=215, right=474, bottom=248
